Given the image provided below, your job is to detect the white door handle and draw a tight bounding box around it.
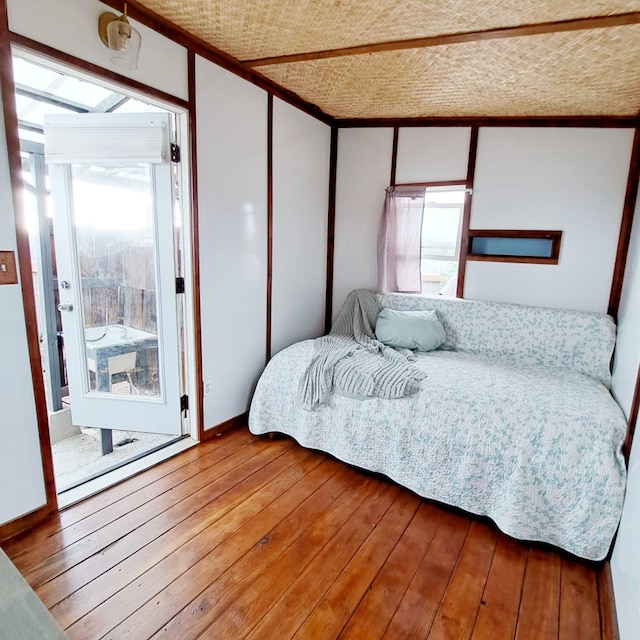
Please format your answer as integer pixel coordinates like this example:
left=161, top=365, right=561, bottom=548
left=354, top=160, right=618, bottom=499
left=57, top=303, right=74, bottom=312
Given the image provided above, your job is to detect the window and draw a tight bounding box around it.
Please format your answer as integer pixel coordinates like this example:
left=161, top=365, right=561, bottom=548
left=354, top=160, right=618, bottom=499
left=378, top=184, right=467, bottom=296
left=467, top=229, right=562, bottom=264
left=420, top=187, right=466, bottom=296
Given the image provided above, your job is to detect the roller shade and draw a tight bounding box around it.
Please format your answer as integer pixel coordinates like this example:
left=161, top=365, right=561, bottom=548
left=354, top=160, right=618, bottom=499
left=43, top=113, right=170, bottom=164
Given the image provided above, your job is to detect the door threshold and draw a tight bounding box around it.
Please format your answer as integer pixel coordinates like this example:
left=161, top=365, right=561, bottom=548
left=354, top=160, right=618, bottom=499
left=57, top=436, right=198, bottom=509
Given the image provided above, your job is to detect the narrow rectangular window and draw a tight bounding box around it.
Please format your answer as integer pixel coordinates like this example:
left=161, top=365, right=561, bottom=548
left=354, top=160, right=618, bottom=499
left=467, top=230, right=562, bottom=264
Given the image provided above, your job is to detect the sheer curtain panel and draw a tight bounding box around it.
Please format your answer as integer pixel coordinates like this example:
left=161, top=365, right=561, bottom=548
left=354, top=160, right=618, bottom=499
left=377, top=186, right=425, bottom=293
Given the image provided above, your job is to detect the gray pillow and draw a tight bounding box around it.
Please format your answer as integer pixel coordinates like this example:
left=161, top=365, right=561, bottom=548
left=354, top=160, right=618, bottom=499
left=375, top=308, right=445, bottom=352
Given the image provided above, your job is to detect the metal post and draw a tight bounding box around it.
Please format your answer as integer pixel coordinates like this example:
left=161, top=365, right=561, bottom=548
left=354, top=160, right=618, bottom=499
left=33, top=151, right=63, bottom=411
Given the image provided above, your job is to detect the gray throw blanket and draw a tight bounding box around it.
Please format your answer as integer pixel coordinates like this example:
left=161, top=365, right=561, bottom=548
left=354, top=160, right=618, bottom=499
left=298, top=289, right=427, bottom=409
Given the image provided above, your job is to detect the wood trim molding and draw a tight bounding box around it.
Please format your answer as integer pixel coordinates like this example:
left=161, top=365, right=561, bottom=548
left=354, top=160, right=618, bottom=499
left=609, top=128, right=640, bottom=319
left=99, top=0, right=332, bottom=127
left=336, top=116, right=639, bottom=129
left=597, top=561, right=621, bottom=640
left=0, top=0, right=58, bottom=520
left=324, top=125, right=338, bottom=334
left=623, top=363, right=640, bottom=464
left=466, top=229, right=563, bottom=265
left=389, top=126, right=399, bottom=187
left=187, top=50, right=205, bottom=444
left=0, top=505, right=56, bottom=544
left=9, top=32, right=189, bottom=110
left=201, top=412, right=248, bottom=441
left=244, top=12, right=640, bottom=67
left=266, top=94, right=274, bottom=363
left=456, top=126, right=479, bottom=298
left=395, top=179, right=469, bottom=189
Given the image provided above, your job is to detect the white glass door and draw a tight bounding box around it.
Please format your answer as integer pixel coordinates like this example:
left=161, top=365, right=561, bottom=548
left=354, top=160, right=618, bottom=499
left=45, top=113, right=182, bottom=437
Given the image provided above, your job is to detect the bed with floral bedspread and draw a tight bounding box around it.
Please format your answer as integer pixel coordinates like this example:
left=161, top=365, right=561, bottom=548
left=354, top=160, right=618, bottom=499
left=249, top=292, right=627, bottom=560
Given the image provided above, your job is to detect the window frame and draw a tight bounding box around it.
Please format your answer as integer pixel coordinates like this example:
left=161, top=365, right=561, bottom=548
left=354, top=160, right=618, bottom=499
left=466, top=229, right=563, bottom=265
left=417, top=184, right=467, bottom=294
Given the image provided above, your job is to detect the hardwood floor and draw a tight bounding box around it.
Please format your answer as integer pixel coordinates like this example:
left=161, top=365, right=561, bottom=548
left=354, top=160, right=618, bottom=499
left=1, top=428, right=616, bottom=639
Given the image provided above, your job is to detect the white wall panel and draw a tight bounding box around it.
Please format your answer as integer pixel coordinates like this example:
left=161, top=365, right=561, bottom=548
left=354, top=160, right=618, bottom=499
left=8, top=0, right=188, bottom=101
left=396, top=127, right=471, bottom=183
left=333, top=128, right=393, bottom=319
left=611, top=185, right=640, bottom=640
left=0, top=92, right=47, bottom=525
left=271, top=99, right=330, bottom=355
left=195, top=56, right=268, bottom=429
left=464, top=128, right=633, bottom=313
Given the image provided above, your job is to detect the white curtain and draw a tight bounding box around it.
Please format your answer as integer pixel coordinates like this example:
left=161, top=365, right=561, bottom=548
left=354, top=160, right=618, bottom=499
left=377, top=186, right=425, bottom=293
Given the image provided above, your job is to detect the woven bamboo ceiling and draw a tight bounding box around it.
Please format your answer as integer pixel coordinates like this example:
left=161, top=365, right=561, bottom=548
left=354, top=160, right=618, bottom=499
left=134, top=0, right=640, bottom=120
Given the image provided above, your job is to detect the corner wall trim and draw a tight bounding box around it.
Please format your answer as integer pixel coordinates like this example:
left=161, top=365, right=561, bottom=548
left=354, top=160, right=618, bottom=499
left=266, top=94, right=274, bottom=363
left=0, top=0, right=58, bottom=519
left=324, top=125, right=338, bottom=333
left=623, top=363, right=640, bottom=465
left=609, top=127, right=640, bottom=319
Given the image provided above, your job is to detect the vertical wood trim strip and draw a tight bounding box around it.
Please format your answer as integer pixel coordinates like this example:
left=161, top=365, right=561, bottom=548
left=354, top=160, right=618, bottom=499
left=609, top=128, right=640, bottom=319
left=266, top=94, right=274, bottom=362
left=0, top=0, right=58, bottom=517
left=623, top=363, right=640, bottom=464
left=457, top=126, right=479, bottom=298
left=390, top=126, right=399, bottom=187
left=324, top=125, right=338, bottom=333
left=188, top=51, right=204, bottom=442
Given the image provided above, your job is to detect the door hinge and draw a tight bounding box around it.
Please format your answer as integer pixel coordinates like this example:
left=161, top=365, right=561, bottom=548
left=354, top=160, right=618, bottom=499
left=175, top=276, right=185, bottom=294
left=180, top=394, right=189, bottom=413
left=171, top=143, right=181, bottom=163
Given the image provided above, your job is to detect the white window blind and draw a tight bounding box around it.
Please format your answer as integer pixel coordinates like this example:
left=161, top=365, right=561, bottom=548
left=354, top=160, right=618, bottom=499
left=43, top=113, right=170, bottom=164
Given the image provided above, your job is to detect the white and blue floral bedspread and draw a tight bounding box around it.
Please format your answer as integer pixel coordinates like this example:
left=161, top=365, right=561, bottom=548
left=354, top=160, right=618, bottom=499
left=249, top=340, right=627, bottom=560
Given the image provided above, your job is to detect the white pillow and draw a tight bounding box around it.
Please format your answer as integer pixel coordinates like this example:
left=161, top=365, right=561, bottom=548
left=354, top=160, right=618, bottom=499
left=375, top=308, right=445, bottom=352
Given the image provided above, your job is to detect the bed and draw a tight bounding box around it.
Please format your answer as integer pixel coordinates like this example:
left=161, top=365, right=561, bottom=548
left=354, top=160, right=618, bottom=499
left=249, top=291, right=627, bottom=560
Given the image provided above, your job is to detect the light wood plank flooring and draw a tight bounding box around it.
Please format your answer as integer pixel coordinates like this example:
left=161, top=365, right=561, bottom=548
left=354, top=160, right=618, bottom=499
left=1, top=428, right=616, bottom=639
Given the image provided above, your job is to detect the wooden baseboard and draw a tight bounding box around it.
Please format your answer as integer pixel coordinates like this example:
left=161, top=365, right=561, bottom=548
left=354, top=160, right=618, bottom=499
left=0, top=504, right=56, bottom=545
left=200, top=412, right=248, bottom=442
left=598, top=561, right=621, bottom=640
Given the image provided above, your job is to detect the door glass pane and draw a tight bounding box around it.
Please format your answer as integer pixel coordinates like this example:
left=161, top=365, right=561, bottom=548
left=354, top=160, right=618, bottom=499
left=69, top=163, right=161, bottom=398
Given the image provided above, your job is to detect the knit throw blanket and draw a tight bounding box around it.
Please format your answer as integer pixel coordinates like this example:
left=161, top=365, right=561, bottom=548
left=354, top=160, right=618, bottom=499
left=298, top=289, right=427, bottom=409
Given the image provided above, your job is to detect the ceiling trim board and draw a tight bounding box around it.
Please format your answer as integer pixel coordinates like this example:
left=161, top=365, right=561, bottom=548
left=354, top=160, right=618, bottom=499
left=244, top=12, right=640, bottom=67
left=335, top=116, right=640, bottom=128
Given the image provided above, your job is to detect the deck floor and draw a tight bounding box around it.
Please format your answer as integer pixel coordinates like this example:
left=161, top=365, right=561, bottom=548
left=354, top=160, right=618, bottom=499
left=1, top=428, right=616, bottom=639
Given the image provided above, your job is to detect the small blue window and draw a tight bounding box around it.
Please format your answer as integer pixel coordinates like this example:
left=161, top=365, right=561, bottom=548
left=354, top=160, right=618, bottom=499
left=467, top=230, right=562, bottom=264
left=470, top=237, right=554, bottom=258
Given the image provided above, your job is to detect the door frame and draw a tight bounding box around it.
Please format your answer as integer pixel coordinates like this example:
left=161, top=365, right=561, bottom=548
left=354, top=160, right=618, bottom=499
left=46, top=114, right=184, bottom=437
left=0, top=39, right=202, bottom=526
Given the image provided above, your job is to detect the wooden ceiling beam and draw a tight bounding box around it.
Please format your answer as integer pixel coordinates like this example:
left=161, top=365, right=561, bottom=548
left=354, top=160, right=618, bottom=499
left=243, top=12, right=640, bottom=67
